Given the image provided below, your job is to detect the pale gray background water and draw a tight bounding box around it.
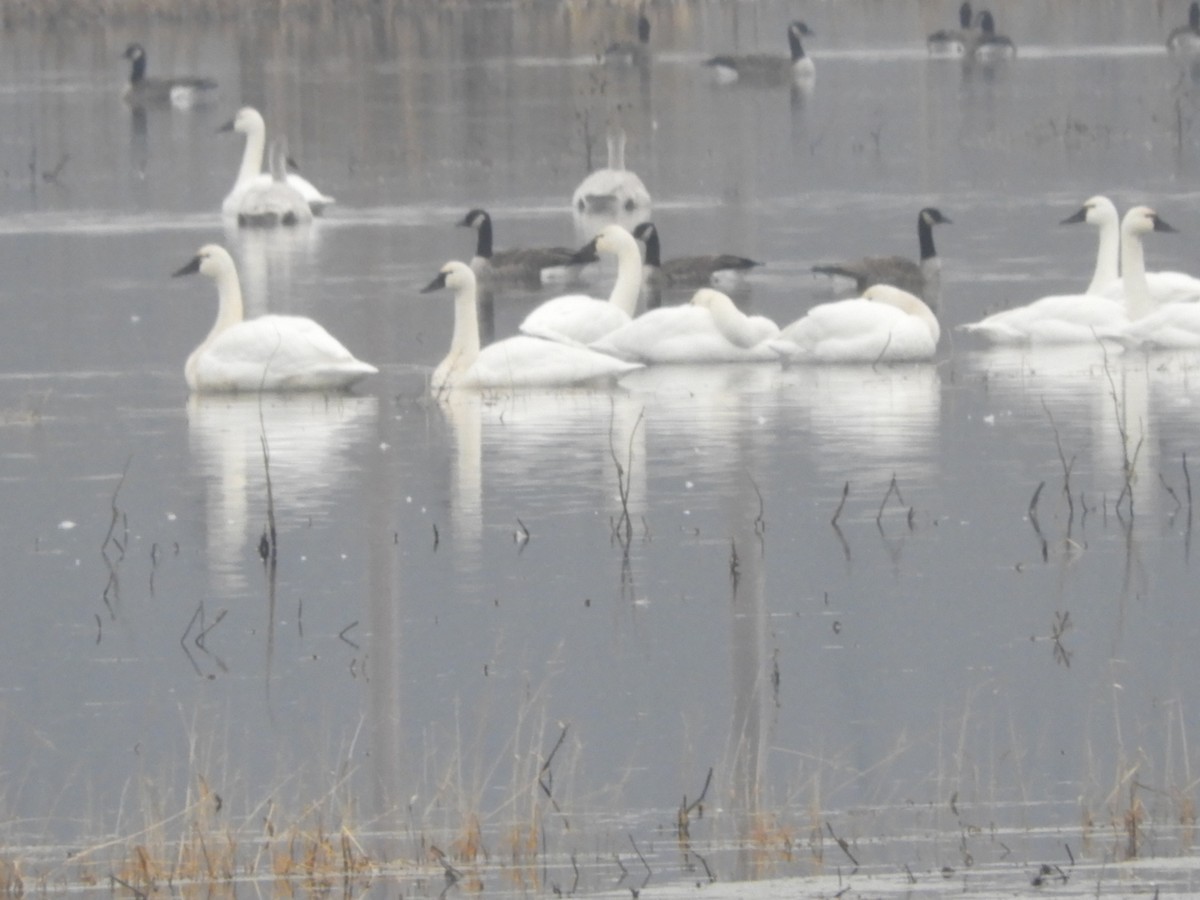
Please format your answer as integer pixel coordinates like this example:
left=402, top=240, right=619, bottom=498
left=2, top=1, right=1200, bottom=894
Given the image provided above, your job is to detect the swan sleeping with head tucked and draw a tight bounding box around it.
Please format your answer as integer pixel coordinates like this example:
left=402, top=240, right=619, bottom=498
left=423, top=262, right=642, bottom=392
left=590, top=289, right=780, bottom=364
left=173, top=244, right=377, bottom=393
left=519, top=224, right=645, bottom=345
left=220, top=107, right=334, bottom=217
left=771, top=285, right=940, bottom=363
left=1062, top=195, right=1200, bottom=303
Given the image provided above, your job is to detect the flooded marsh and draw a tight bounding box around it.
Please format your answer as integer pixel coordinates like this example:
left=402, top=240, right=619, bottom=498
left=2, top=1, right=1200, bottom=896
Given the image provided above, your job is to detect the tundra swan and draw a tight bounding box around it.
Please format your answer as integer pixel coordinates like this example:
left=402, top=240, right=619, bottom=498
left=772, top=285, right=940, bottom=363
left=220, top=107, right=334, bottom=216
left=572, top=129, right=651, bottom=215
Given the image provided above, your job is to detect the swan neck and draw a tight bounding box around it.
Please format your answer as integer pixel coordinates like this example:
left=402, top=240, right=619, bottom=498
left=205, top=264, right=246, bottom=349
left=237, top=120, right=266, bottom=186
left=1087, top=217, right=1120, bottom=295
left=917, top=215, right=937, bottom=261
left=450, top=280, right=482, bottom=365
left=1121, top=229, right=1152, bottom=319
left=608, top=239, right=643, bottom=316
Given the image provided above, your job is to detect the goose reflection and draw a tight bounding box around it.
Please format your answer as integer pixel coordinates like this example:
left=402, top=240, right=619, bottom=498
left=781, top=364, right=941, bottom=483
left=186, top=393, right=378, bottom=595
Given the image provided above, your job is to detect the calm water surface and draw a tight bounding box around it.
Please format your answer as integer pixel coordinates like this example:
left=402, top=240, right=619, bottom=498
left=2, top=1, right=1200, bottom=895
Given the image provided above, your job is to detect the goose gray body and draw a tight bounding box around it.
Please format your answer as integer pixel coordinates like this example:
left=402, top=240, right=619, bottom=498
left=1169, top=1, right=1200, bottom=54
left=458, top=209, right=583, bottom=288
left=604, top=14, right=651, bottom=65
left=632, top=222, right=761, bottom=308
left=704, top=21, right=814, bottom=84
left=969, top=11, right=1016, bottom=60
left=926, top=2, right=977, bottom=56
left=812, top=207, right=950, bottom=303
left=122, top=43, right=217, bottom=107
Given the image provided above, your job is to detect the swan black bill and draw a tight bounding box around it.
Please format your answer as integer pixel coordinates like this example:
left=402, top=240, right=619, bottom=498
left=217, top=119, right=235, bottom=133
left=1153, top=215, right=1179, bottom=234
left=421, top=272, right=449, bottom=293
left=1060, top=206, right=1089, bottom=225
left=172, top=255, right=202, bottom=278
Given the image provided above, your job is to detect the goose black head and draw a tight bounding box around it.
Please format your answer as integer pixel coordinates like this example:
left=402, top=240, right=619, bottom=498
left=920, top=207, right=952, bottom=226
left=457, top=209, right=489, bottom=230
left=978, top=10, right=996, bottom=36
left=958, top=2, right=973, bottom=29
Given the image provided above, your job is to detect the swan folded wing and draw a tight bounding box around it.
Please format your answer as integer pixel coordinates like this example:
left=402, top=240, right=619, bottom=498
left=460, top=336, right=642, bottom=388
left=1103, top=303, right=1200, bottom=349
left=589, top=306, right=777, bottom=364
left=519, top=295, right=633, bottom=345
left=778, top=299, right=934, bottom=362
left=198, top=315, right=376, bottom=391
left=959, top=294, right=1128, bottom=345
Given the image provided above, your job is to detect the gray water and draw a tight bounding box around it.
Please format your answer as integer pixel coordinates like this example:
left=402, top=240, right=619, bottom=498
left=3, top=1, right=1200, bottom=895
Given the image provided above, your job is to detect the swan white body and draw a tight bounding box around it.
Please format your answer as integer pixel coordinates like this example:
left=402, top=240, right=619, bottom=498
left=958, top=293, right=1128, bottom=345
left=236, top=138, right=314, bottom=228
left=221, top=107, right=334, bottom=217
left=1101, top=207, right=1200, bottom=348
left=571, top=130, right=651, bottom=215
left=591, top=289, right=780, bottom=364
left=772, top=285, right=940, bottom=363
left=174, top=245, right=376, bottom=393
left=1064, top=196, right=1200, bottom=303
left=424, top=262, right=642, bottom=391
left=519, top=225, right=644, bottom=345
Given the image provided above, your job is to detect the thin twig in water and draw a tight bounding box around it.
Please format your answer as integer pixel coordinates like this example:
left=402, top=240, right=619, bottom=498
left=826, top=821, right=859, bottom=868
left=831, top=481, right=849, bottom=526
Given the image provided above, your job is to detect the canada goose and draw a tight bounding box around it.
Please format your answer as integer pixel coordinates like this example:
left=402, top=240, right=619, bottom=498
left=172, top=245, right=376, bottom=392
left=971, top=11, right=1016, bottom=61
left=604, top=14, right=651, bottom=65
left=771, top=285, right=941, bottom=363
left=220, top=107, right=334, bottom=216
left=812, top=207, right=951, bottom=302
left=1061, top=195, right=1200, bottom=302
left=122, top=43, right=217, bottom=108
left=1168, top=2, right=1200, bottom=54
left=235, top=138, right=314, bottom=228
left=457, top=209, right=583, bottom=287
left=421, top=262, right=642, bottom=392
left=519, top=224, right=644, bottom=345
left=572, top=129, right=652, bottom=215
left=590, top=290, right=781, bottom=364
left=704, top=21, right=814, bottom=85
left=927, top=2, right=977, bottom=57
left=632, top=222, right=761, bottom=308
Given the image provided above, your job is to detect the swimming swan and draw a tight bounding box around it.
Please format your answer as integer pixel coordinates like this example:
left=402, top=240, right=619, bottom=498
left=457, top=209, right=583, bottom=287
left=220, top=107, right=334, bottom=217
left=632, top=222, right=761, bottom=307
left=927, top=2, right=977, bottom=57
left=771, top=285, right=940, bottom=363
left=519, top=224, right=644, bottom=345
left=122, top=43, right=217, bottom=108
left=812, top=207, right=951, bottom=302
left=591, top=289, right=780, bottom=364
left=704, top=21, right=815, bottom=85
left=1169, top=2, right=1200, bottom=54
left=423, top=261, right=643, bottom=391
left=1099, top=207, right=1200, bottom=348
left=1061, top=195, right=1200, bottom=303
left=572, top=129, right=651, bottom=215
left=173, top=244, right=377, bottom=393
left=235, top=138, right=314, bottom=228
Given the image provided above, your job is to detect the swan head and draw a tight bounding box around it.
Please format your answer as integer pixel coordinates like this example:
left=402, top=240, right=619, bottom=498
left=219, top=106, right=265, bottom=136
left=173, top=244, right=236, bottom=280
left=421, top=260, right=476, bottom=294
left=1060, top=195, right=1118, bottom=228
left=919, top=207, right=952, bottom=227
left=594, top=224, right=638, bottom=257
left=457, top=209, right=490, bottom=230
left=690, top=288, right=738, bottom=315
left=1122, top=206, right=1177, bottom=238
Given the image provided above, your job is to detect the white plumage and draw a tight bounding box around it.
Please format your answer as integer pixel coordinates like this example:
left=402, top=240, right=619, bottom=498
left=772, top=285, right=940, bottom=363
left=173, top=244, right=377, bottom=393
left=571, top=130, right=651, bottom=215
left=235, top=138, right=313, bottom=228
left=221, top=107, right=334, bottom=217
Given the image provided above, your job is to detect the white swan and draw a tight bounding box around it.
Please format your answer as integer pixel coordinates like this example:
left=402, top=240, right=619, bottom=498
left=173, top=244, right=377, bottom=393
left=1100, top=207, right=1200, bottom=348
left=422, top=262, right=642, bottom=391
left=957, top=289, right=1127, bottom=345
left=220, top=107, right=334, bottom=217
left=519, top=224, right=644, bottom=345
left=235, top=138, right=314, bottom=228
left=771, top=285, right=940, bottom=363
left=590, top=289, right=780, bottom=364
left=571, top=130, right=651, bottom=215
left=1063, top=195, right=1200, bottom=303
left=704, top=21, right=815, bottom=85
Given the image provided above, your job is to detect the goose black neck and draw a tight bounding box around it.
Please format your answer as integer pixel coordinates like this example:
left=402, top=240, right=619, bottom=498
left=917, top=213, right=937, bottom=261
left=638, top=15, right=651, bottom=45
left=475, top=215, right=493, bottom=258
left=788, top=27, right=806, bottom=61
left=958, top=1, right=972, bottom=29
left=641, top=226, right=661, bottom=267
left=130, top=53, right=146, bottom=84
left=1191, top=1, right=1199, bottom=30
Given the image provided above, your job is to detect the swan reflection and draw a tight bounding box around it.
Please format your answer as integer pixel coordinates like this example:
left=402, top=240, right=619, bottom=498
left=187, top=393, right=378, bottom=594
left=223, top=218, right=324, bottom=318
